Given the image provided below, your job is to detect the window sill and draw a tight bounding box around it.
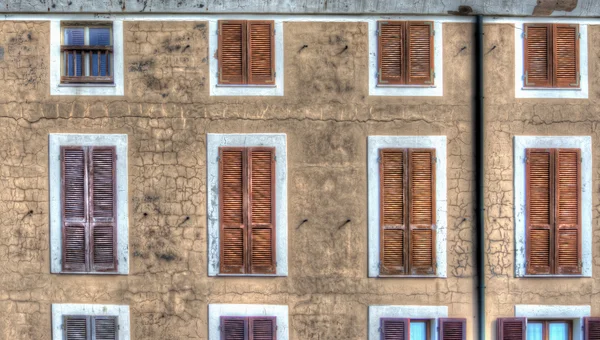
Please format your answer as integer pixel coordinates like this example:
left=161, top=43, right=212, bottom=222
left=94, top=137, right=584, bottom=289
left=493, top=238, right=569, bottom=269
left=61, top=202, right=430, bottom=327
left=376, top=84, right=436, bottom=88
left=57, top=271, right=122, bottom=275
left=216, top=84, right=277, bottom=88
left=59, top=83, right=116, bottom=88
left=216, top=273, right=284, bottom=277
left=521, top=87, right=581, bottom=91
left=521, top=274, right=589, bottom=278
left=377, top=275, right=441, bottom=278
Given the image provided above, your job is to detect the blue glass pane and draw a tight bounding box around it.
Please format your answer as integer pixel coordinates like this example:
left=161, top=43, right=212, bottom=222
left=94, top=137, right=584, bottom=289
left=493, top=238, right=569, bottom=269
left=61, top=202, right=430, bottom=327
left=548, top=323, right=568, bottom=340
left=64, top=28, right=84, bottom=76
left=89, top=28, right=111, bottom=76
left=410, top=321, right=427, bottom=340
left=527, top=323, right=543, bottom=340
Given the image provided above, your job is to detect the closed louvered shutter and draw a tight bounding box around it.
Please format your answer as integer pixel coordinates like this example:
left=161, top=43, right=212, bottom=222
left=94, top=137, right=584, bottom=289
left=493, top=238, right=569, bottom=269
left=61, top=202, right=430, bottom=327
left=496, top=318, right=526, bottom=340
left=584, top=317, right=600, bottom=340
left=92, top=316, right=118, bottom=340
left=378, top=21, right=404, bottom=84
left=524, top=24, right=552, bottom=87
left=62, top=147, right=88, bottom=272
left=409, top=149, right=436, bottom=275
left=555, top=148, right=581, bottom=274
left=219, top=147, right=247, bottom=274
left=406, top=22, right=434, bottom=85
left=553, top=24, right=579, bottom=88
left=379, top=149, right=407, bottom=275
left=248, top=148, right=276, bottom=274
left=381, top=318, right=409, bottom=340
left=64, top=316, right=89, bottom=340
left=247, top=21, right=275, bottom=85
left=249, top=317, right=277, bottom=340
left=439, top=318, right=466, bottom=340
left=219, top=20, right=246, bottom=84
left=221, top=317, right=248, bottom=340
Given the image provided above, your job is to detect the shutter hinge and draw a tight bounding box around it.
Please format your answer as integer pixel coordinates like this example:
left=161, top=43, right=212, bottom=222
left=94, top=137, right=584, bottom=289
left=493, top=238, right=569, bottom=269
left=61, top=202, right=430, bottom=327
left=522, top=32, right=527, bottom=39
left=218, top=325, right=222, bottom=331
left=273, top=70, right=276, bottom=78
left=578, top=32, right=582, bottom=39
left=579, top=260, right=583, bottom=269
left=58, top=154, right=61, bottom=160
left=378, top=327, right=382, bottom=333
left=274, top=155, right=277, bottom=162
left=217, top=71, right=220, bottom=79
left=118, top=325, right=121, bottom=330
left=432, top=29, right=435, bottom=37
left=375, top=29, right=380, bottom=37
left=61, top=323, right=65, bottom=330
left=377, top=156, right=381, bottom=163
left=217, top=155, right=220, bottom=162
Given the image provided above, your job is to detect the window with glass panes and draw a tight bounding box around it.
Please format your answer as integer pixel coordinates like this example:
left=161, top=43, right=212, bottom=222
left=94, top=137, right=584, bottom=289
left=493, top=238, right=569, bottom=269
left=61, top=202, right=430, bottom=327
left=527, top=321, right=571, bottom=340
left=61, top=23, right=113, bottom=84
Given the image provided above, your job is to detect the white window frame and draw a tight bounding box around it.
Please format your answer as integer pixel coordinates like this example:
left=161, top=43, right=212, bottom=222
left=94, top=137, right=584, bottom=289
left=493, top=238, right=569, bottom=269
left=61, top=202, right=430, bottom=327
left=368, top=20, right=443, bottom=97
left=514, top=305, right=591, bottom=340
left=50, top=20, right=124, bottom=96
left=514, top=21, right=588, bottom=99
left=49, top=133, right=129, bottom=275
left=208, top=20, right=284, bottom=96
left=52, top=303, right=130, bottom=340
left=513, top=136, right=592, bottom=277
left=208, top=304, right=289, bottom=340
left=368, top=305, right=448, bottom=340
left=367, top=136, right=447, bottom=277
left=206, top=133, right=288, bottom=276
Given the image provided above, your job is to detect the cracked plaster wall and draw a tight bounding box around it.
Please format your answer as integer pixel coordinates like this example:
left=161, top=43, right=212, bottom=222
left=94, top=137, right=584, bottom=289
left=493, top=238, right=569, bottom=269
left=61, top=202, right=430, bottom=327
left=0, top=21, right=476, bottom=339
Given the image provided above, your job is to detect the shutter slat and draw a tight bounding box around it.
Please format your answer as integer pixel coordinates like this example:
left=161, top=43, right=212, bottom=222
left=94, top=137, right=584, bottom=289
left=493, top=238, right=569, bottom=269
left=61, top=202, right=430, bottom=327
left=407, top=22, right=434, bottom=85
left=524, top=24, right=552, bottom=87
left=63, top=147, right=87, bottom=221
left=249, top=317, right=276, bottom=340
left=554, top=24, right=579, bottom=87
left=584, top=317, right=600, bottom=340
left=380, top=149, right=406, bottom=275
left=378, top=21, right=404, bottom=84
left=381, top=318, right=409, bottom=340
left=221, top=317, right=247, bottom=340
left=220, top=148, right=246, bottom=274
left=439, top=318, right=466, bottom=340
left=65, top=316, right=88, bottom=340
left=247, top=21, right=275, bottom=85
left=219, top=20, right=246, bottom=84
left=93, top=316, right=117, bottom=340
left=555, top=148, right=581, bottom=274
left=497, top=318, right=526, bottom=340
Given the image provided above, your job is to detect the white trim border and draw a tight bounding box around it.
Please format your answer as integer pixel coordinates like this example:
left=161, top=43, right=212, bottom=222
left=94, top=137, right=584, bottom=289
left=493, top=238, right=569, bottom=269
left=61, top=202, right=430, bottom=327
left=368, top=305, right=448, bottom=340
left=515, top=305, right=591, bottom=340
left=208, top=304, right=289, bottom=340
left=52, top=304, right=130, bottom=340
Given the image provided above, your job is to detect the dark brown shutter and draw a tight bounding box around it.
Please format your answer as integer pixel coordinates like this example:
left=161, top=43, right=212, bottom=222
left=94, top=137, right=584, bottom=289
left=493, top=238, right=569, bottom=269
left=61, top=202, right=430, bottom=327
left=553, top=24, right=579, bottom=88
left=524, top=24, right=552, bottom=87
left=221, top=316, right=247, bottom=340
left=219, top=147, right=246, bottom=274
left=378, top=21, right=404, bottom=84
left=439, top=318, right=466, bottom=340
left=92, top=316, right=118, bottom=340
left=381, top=318, right=409, bottom=340
left=247, top=21, right=275, bottom=85
left=89, top=147, right=117, bottom=272
left=584, top=317, right=600, bottom=340
left=496, top=318, right=526, bottom=340
left=62, top=146, right=88, bottom=272
left=526, top=148, right=553, bottom=275
left=64, top=316, right=89, bottom=340
left=218, top=20, right=246, bottom=84
left=555, top=148, right=581, bottom=274
left=249, top=317, right=277, bottom=340
left=409, top=149, right=436, bottom=275
left=406, top=22, right=434, bottom=85
left=379, top=149, right=407, bottom=275
left=247, top=148, right=276, bottom=274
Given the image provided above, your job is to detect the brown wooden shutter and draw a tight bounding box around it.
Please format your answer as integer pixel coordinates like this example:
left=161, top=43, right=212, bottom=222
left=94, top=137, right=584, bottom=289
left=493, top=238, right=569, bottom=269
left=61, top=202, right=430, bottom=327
left=221, top=316, right=248, bottom=340
left=378, top=21, right=404, bottom=84
left=62, top=146, right=88, bottom=272
left=496, top=318, right=526, bottom=340
left=524, top=24, right=552, bottom=87
left=218, top=20, right=246, bottom=84
left=381, top=318, right=409, bottom=340
left=249, top=317, right=277, bottom=340
left=526, top=148, right=553, bottom=275
left=64, top=315, right=89, bottom=340
left=379, top=149, right=407, bottom=275
left=439, top=318, right=466, bottom=340
left=409, top=149, right=436, bottom=275
left=247, top=21, right=275, bottom=85
left=247, top=148, right=276, bottom=274
left=406, top=22, right=434, bottom=85
left=555, top=148, right=581, bottom=274
left=553, top=24, right=579, bottom=88
left=219, top=147, right=247, bottom=274
left=92, top=316, right=118, bottom=340
left=584, top=317, right=600, bottom=340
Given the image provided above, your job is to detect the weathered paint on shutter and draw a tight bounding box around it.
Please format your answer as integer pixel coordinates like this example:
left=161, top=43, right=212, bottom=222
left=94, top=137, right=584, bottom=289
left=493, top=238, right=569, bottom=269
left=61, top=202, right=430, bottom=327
left=555, top=148, right=581, bottom=274
left=249, top=317, right=277, bottom=340
left=439, top=318, right=466, bottom=340
left=524, top=24, right=552, bottom=87
left=553, top=24, right=579, bottom=88
left=221, top=316, right=248, bottom=340
left=406, top=22, right=434, bottom=85
left=526, top=148, right=553, bottom=275
left=408, top=149, right=436, bottom=275
left=219, top=147, right=247, bottom=274
left=247, top=148, right=276, bottom=274
left=89, top=147, right=117, bottom=272
left=496, top=318, right=526, bottom=340
left=381, top=318, right=409, bottom=340
left=64, top=315, right=89, bottom=340
left=92, top=316, right=118, bottom=340
left=62, top=146, right=88, bottom=272
left=378, top=21, right=404, bottom=84
left=247, top=21, right=275, bottom=85
left=584, top=317, right=600, bottom=340
left=379, top=149, right=407, bottom=275
left=218, top=20, right=246, bottom=84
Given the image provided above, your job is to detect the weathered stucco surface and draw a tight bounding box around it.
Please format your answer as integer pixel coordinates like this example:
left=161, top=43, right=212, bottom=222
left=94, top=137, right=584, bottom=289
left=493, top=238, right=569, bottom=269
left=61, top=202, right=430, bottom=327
left=0, top=21, right=475, bottom=339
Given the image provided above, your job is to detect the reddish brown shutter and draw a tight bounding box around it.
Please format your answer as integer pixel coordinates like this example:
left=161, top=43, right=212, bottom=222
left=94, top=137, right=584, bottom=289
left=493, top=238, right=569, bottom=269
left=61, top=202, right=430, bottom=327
left=378, top=21, right=404, bottom=84
left=553, top=24, right=579, bottom=88
left=496, top=318, right=526, bottom=340
left=92, top=316, right=118, bottom=340
left=524, top=24, right=552, bottom=87
left=379, top=149, right=407, bottom=275
left=381, top=318, right=409, bottom=340
left=555, top=148, right=581, bottom=274
left=409, top=149, right=436, bottom=275
left=64, top=316, right=89, bottom=340
left=526, top=149, right=553, bottom=275
left=219, top=148, right=246, bottom=274
left=249, top=317, right=277, bottom=340
left=62, top=147, right=88, bottom=272
left=247, top=21, right=275, bottom=85
left=247, top=148, right=276, bottom=274
left=219, top=20, right=246, bottom=84
left=221, top=317, right=248, bottom=340
left=439, top=318, right=466, bottom=340
left=406, top=22, right=434, bottom=85
left=584, top=317, right=600, bottom=340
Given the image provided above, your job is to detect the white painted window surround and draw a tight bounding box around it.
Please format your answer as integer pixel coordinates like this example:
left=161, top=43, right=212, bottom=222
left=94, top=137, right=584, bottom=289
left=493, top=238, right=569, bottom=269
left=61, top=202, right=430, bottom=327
left=49, top=134, right=129, bottom=274
left=513, top=21, right=588, bottom=99
left=52, top=304, right=130, bottom=340
left=368, top=20, right=443, bottom=97
left=368, top=305, right=448, bottom=340
left=208, top=304, right=289, bottom=340
left=206, top=133, right=288, bottom=276
left=513, top=136, right=592, bottom=277
left=50, top=20, right=124, bottom=96
left=209, top=20, right=284, bottom=96
left=367, top=136, right=447, bottom=278
left=514, top=305, right=591, bottom=340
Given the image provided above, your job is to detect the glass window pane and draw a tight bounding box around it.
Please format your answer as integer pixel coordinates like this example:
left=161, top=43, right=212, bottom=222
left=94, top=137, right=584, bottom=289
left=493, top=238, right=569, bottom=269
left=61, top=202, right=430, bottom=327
left=64, top=28, right=84, bottom=45
left=64, top=28, right=84, bottom=77
left=89, top=28, right=111, bottom=76
left=527, top=322, right=543, bottom=340
left=548, top=322, right=568, bottom=340
left=410, top=321, right=427, bottom=340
